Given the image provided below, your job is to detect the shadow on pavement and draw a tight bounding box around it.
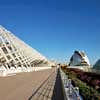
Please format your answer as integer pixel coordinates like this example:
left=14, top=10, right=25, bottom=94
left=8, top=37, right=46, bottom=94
left=51, top=68, right=64, bottom=100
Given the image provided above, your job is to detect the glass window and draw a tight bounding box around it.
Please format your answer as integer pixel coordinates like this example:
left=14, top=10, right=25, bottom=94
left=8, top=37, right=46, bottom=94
left=8, top=46, right=12, bottom=51
left=0, top=57, right=6, bottom=63
left=2, top=47, right=8, bottom=54
left=15, top=58, right=19, bottom=61
left=12, top=53, right=16, bottom=57
left=6, top=55, right=11, bottom=60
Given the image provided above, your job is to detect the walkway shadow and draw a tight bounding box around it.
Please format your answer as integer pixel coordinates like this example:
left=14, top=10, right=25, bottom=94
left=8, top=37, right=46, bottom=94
left=51, top=68, right=64, bottom=100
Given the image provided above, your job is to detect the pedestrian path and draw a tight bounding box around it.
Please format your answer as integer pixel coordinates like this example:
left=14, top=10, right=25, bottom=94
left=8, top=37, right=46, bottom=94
left=28, top=68, right=57, bottom=100
left=0, top=68, right=55, bottom=100
left=0, top=67, right=65, bottom=100
left=29, top=68, right=65, bottom=100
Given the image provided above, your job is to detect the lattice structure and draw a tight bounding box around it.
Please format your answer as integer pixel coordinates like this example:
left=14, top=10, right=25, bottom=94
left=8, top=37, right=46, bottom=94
left=0, top=26, right=48, bottom=76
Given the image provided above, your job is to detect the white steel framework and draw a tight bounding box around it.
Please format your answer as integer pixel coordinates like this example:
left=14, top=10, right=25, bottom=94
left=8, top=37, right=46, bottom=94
left=0, top=26, right=49, bottom=76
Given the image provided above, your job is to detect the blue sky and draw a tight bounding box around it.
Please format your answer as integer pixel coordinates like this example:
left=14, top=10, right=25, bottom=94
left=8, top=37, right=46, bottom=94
left=0, top=0, right=100, bottom=64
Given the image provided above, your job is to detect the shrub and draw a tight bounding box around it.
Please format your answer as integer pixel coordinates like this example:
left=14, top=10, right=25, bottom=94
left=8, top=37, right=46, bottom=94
left=62, top=68, right=100, bottom=100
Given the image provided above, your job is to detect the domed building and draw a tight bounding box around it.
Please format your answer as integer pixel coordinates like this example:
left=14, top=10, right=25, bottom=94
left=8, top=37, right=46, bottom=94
left=69, top=50, right=90, bottom=66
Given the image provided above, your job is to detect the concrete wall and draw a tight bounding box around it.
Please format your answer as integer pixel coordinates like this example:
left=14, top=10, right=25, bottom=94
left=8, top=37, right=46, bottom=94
left=0, top=66, right=52, bottom=77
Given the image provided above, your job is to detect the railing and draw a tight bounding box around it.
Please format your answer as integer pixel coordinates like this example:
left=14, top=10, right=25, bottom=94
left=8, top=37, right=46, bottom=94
left=60, top=68, right=83, bottom=100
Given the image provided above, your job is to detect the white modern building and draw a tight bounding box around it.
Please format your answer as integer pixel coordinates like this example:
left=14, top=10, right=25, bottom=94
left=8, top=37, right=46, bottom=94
left=69, top=50, right=90, bottom=66
left=0, top=26, right=51, bottom=76
left=68, top=51, right=90, bottom=71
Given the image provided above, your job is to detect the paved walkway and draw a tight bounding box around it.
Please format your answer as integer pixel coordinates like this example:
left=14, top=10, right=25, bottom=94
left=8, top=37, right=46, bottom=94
left=29, top=68, right=57, bottom=100
left=29, top=68, right=64, bottom=100
left=0, top=68, right=64, bottom=100
left=0, top=68, right=55, bottom=100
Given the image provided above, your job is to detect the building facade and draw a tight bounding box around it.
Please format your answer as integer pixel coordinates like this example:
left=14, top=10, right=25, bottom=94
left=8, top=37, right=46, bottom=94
left=69, top=51, right=90, bottom=66
left=0, top=26, right=49, bottom=76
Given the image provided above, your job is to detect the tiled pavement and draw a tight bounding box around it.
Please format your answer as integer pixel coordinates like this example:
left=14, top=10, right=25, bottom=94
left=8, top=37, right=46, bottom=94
left=29, top=68, right=64, bottom=100
left=0, top=68, right=64, bottom=100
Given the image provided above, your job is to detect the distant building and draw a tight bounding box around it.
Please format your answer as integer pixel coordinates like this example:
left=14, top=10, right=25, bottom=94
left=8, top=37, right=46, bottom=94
left=69, top=50, right=90, bottom=66
left=93, top=59, right=100, bottom=70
